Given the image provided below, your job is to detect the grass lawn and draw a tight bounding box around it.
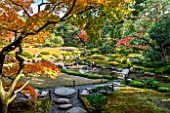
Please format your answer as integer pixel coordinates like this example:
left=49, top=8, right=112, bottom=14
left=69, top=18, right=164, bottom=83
left=102, top=87, right=170, bottom=113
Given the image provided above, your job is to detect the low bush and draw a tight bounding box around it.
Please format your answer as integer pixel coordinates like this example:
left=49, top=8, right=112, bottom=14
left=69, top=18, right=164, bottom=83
left=86, top=95, right=108, bottom=111
left=156, top=65, right=170, bottom=74
left=61, top=69, right=88, bottom=77
left=37, top=54, right=42, bottom=58
left=142, top=79, right=160, bottom=89
left=157, top=87, right=170, bottom=92
left=87, top=74, right=100, bottom=79
left=61, top=69, right=112, bottom=80
left=52, top=54, right=59, bottom=59
left=130, top=80, right=145, bottom=88
left=21, top=52, right=33, bottom=59
left=40, top=51, right=50, bottom=55
left=101, top=75, right=113, bottom=80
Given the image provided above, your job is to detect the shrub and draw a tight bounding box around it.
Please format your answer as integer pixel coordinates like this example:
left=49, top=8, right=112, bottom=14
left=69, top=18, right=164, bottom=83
left=157, top=87, right=169, bottom=92
left=122, top=58, right=127, bottom=64
left=52, top=54, right=59, bottom=59
left=37, top=54, right=42, bottom=58
left=60, top=69, right=88, bottom=77
left=86, top=95, right=108, bottom=110
left=142, top=79, right=160, bottom=89
left=21, top=52, right=33, bottom=59
left=130, top=80, right=145, bottom=88
left=53, top=35, right=64, bottom=46
left=87, top=74, right=100, bottom=79
left=40, top=51, right=50, bottom=55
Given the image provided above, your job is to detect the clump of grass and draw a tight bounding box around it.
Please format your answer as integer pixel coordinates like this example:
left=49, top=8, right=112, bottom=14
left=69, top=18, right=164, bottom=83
left=20, top=52, right=33, bottom=59
left=40, top=51, right=50, bottom=55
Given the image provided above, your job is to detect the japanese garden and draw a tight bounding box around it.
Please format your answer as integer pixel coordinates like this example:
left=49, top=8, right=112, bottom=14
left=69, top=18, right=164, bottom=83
left=0, top=0, right=170, bottom=113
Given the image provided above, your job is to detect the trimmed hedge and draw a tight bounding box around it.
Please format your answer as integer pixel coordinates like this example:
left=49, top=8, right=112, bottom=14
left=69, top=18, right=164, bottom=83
left=61, top=69, right=113, bottom=80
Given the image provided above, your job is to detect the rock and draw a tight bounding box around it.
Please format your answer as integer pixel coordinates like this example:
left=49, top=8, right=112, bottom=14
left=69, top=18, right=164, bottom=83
left=54, top=98, right=71, bottom=104
left=99, top=89, right=107, bottom=95
left=34, top=89, right=39, bottom=94
left=120, top=69, right=130, bottom=75
left=144, top=72, right=154, bottom=76
left=96, top=64, right=101, bottom=68
left=39, top=90, right=49, bottom=97
left=56, top=64, right=63, bottom=68
left=117, top=68, right=123, bottom=72
left=81, top=90, right=90, bottom=96
left=130, top=67, right=135, bottom=72
left=54, top=87, right=76, bottom=98
left=82, top=66, right=88, bottom=70
left=66, top=107, right=87, bottom=113
left=58, top=104, right=73, bottom=110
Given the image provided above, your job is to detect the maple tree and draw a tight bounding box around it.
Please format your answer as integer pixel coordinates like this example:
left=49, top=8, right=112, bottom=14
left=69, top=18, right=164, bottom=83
left=0, top=0, right=134, bottom=112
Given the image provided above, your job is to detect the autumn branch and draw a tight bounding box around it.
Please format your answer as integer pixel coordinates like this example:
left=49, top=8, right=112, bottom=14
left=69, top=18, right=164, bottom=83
left=8, top=79, right=30, bottom=104
left=9, top=0, right=31, bottom=17
left=61, top=0, right=77, bottom=21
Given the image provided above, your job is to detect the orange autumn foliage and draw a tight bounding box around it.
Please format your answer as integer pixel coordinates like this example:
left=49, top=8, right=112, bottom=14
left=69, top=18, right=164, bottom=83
left=3, top=60, right=61, bottom=77
left=23, top=31, right=52, bottom=44
left=14, top=83, right=38, bottom=102
left=78, top=24, right=88, bottom=42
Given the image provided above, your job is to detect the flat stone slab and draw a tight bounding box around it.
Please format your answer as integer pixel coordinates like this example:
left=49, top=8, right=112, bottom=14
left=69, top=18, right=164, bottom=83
left=58, top=104, right=73, bottom=110
left=54, top=98, right=71, bottom=104
left=66, top=107, right=87, bottom=113
left=54, top=87, right=76, bottom=98
left=81, top=90, right=90, bottom=96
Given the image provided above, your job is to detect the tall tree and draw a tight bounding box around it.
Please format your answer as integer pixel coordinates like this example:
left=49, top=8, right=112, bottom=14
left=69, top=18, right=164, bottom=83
left=0, top=0, right=134, bottom=112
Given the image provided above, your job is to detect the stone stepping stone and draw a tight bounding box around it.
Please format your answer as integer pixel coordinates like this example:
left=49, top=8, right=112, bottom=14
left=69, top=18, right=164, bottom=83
left=39, top=90, right=49, bottom=97
left=54, top=87, right=76, bottom=98
left=54, top=98, right=71, bottom=104
left=81, top=90, right=90, bottom=96
left=66, top=107, right=87, bottom=113
left=58, top=104, right=73, bottom=110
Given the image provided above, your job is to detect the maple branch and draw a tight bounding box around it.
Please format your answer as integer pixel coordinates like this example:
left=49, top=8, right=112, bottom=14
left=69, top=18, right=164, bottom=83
left=8, top=70, right=24, bottom=96
left=9, top=0, right=31, bottom=17
left=61, top=0, right=77, bottom=21
left=8, top=79, right=30, bottom=104
left=38, top=1, right=55, bottom=12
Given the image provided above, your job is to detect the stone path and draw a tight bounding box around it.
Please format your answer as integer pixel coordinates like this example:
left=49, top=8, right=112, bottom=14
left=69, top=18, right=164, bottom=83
left=50, top=80, right=122, bottom=113
left=15, top=80, right=123, bottom=113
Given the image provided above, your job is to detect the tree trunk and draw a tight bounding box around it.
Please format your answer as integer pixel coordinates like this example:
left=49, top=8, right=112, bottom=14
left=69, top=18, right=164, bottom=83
left=0, top=101, right=8, bottom=113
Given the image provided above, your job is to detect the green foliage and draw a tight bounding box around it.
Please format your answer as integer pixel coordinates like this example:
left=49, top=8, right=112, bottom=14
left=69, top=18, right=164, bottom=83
left=52, top=35, right=64, bottom=46
left=40, top=51, right=50, bottom=55
left=61, top=69, right=112, bottom=80
left=37, top=54, right=42, bottom=58
left=98, top=42, right=114, bottom=54
left=157, top=87, right=170, bottom=92
left=86, top=95, right=108, bottom=110
left=52, top=54, right=59, bottom=59
left=61, top=69, right=88, bottom=77
left=142, top=79, right=160, bottom=89
left=44, top=34, right=64, bottom=47
left=87, top=74, right=100, bottom=79
left=130, top=80, right=145, bottom=88
left=21, top=52, right=33, bottom=59
left=156, top=65, right=170, bottom=74
left=101, top=75, right=113, bottom=80
left=121, top=58, right=127, bottom=64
